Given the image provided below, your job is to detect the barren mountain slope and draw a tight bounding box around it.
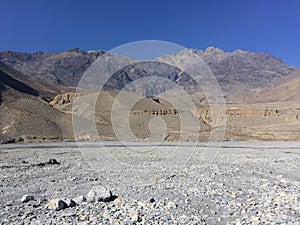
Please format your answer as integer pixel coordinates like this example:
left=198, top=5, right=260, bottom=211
left=0, top=62, right=73, bottom=144
left=252, top=70, right=300, bottom=103
left=0, top=48, right=104, bottom=86
left=0, top=47, right=296, bottom=102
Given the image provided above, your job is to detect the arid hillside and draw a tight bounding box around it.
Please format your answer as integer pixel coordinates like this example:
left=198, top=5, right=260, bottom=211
left=252, top=70, right=300, bottom=103
left=0, top=47, right=299, bottom=143
left=0, top=62, right=74, bottom=144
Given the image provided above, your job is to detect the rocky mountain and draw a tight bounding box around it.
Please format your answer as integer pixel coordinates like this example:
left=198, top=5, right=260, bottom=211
left=0, top=61, right=72, bottom=101
left=98, top=48, right=297, bottom=102
left=1, top=47, right=299, bottom=143
left=0, top=47, right=296, bottom=102
left=252, top=70, right=300, bottom=103
left=0, top=59, right=208, bottom=143
left=0, top=48, right=104, bottom=86
left=0, top=48, right=295, bottom=87
left=196, top=47, right=296, bottom=89
left=0, top=61, right=73, bottom=144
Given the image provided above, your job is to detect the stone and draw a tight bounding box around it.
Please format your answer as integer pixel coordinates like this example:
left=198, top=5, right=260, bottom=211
left=167, top=201, right=177, bottom=209
left=149, top=175, right=159, bottom=183
left=46, top=198, right=68, bottom=210
left=138, top=201, right=146, bottom=208
left=86, top=186, right=113, bottom=202
left=251, top=218, right=260, bottom=225
left=72, top=195, right=86, bottom=205
left=79, top=215, right=90, bottom=221
left=62, top=212, right=77, bottom=217
left=113, top=198, right=122, bottom=204
left=21, top=194, right=34, bottom=203
left=48, top=158, right=60, bottom=165
left=65, top=198, right=76, bottom=207
left=131, top=213, right=141, bottom=222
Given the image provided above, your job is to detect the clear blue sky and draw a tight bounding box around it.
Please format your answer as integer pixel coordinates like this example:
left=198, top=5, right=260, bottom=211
left=1, top=0, right=300, bottom=67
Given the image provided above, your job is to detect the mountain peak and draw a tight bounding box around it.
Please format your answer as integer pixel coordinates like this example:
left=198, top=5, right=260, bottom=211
left=66, top=48, right=84, bottom=53
left=204, top=46, right=225, bottom=55
left=233, top=49, right=247, bottom=54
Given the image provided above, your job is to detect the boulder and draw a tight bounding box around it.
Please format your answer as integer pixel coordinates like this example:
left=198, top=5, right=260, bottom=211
left=86, top=186, right=114, bottom=202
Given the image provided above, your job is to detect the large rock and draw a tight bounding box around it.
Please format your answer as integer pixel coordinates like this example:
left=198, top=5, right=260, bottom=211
left=86, top=186, right=113, bottom=202
left=46, top=198, right=68, bottom=210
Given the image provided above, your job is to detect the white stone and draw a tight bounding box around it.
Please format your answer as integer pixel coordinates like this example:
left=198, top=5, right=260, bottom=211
left=65, top=198, right=76, bottom=207
left=21, top=195, right=34, bottom=203
left=72, top=195, right=86, bottom=204
left=167, top=201, right=177, bottom=209
left=251, top=217, right=260, bottom=225
left=86, top=186, right=112, bottom=202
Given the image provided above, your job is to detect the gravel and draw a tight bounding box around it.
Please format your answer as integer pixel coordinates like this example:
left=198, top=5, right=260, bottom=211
left=0, top=141, right=299, bottom=224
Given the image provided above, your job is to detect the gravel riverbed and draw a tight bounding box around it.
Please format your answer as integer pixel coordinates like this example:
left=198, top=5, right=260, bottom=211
left=0, top=142, right=299, bottom=225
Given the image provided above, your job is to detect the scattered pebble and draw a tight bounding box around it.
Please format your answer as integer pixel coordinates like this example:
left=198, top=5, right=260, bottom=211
left=167, top=201, right=177, bottom=209
left=1, top=144, right=299, bottom=224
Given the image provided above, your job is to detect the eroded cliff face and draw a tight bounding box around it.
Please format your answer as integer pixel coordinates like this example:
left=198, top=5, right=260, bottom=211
left=49, top=91, right=300, bottom=142
left=49, top=92, right=211, bottom=142
left=197, top=104, right=300, bottom=141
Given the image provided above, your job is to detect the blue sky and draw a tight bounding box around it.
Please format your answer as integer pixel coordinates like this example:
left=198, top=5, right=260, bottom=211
left=1, top=0, right=300, bottom=67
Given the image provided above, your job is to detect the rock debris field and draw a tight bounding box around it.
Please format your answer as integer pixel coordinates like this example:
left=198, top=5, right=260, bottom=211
left=0, top=142, right=299, bottom=225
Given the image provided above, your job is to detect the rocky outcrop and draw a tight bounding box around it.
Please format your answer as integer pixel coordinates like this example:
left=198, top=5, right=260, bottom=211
left=50, top=92, right=75, bottom=114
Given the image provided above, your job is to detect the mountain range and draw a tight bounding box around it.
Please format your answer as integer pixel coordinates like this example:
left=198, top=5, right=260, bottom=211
left=0, top=46, right=297, bottom=102
left=0, top=47, right=299, bottom=143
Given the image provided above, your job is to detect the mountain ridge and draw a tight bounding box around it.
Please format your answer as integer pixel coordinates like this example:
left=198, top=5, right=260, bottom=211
left=0, top=47, right=300, bottom=143
left=1, top=46, right=297, bottom=103
left=0, top=46, right=295, bottom=88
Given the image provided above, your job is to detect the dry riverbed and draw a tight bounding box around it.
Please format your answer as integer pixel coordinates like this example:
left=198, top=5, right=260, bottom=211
left=0, top=142, right=299, bottom=225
